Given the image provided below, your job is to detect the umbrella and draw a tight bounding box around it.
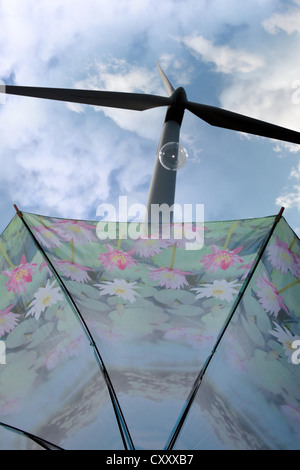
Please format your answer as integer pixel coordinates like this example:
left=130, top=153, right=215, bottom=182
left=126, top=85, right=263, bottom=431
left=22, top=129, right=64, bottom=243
left=0, top=66, right=299, bottom=450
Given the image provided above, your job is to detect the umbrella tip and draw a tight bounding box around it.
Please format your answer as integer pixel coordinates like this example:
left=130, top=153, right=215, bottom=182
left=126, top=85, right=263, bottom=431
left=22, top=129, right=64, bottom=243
left=276, top=206, right=285, bottom=222
left=13, top=204, right=22, bottom=218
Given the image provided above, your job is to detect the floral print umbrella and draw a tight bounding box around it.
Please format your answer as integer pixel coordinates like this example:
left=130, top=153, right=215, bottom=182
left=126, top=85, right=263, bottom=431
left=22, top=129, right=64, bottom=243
left=0, top=208, right=299, bottom=450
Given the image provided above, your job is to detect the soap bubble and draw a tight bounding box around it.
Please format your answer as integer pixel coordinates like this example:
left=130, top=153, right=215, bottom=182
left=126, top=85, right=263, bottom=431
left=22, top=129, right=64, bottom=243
left=159, top=142, right=188, bottom=171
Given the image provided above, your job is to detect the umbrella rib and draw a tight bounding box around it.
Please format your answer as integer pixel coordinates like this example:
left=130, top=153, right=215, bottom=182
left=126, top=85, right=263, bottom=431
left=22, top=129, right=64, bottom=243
left=0, top=421, right=65, bottom=450
left=14, top=207, right=135, bottom=451
left=165, top=207, right=285, bottom=450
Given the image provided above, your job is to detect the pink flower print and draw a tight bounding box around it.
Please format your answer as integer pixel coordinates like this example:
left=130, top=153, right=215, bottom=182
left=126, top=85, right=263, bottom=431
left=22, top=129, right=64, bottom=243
left=64, top=335, right=86, bottom=358
left=169, top=223, right=207, bottom=249
left=186, top=333, right=215, bottom=350
left=0, top=398, right=20, bottom=416
left=148, top=267, right=192, bottom=289
left=87, top=320, right=123, bottom=343
left=53, top=259, right=93, bottom=283
left=0, top=304, right=20, bottom=337
left=39, top=260, right=53, bottom=276
left=99, top=329, right=123, bottom=343
left=164, top=327, right=187, bottom=341
left=54, top=220, right=96, bottom=244
left=238, top=261, right=254, bottom=280
left=255, top=271, right=289, bottom=317
left=44, top=335, right=85, bottom=370
left=44, top=347, right=62, bottom=370
left=32, top=225, right=63, bottom=249
left=201, top=245, right=243, bottom=272
left=98, top=245, right=137, bottom=271
left=267, top=236, right=300, bottom=278
left=3, top=255, right=37, bottom=294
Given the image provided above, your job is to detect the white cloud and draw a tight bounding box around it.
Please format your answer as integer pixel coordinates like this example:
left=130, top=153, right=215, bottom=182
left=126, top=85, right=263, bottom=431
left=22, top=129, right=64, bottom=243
left=276, top=161, right=300, bottom=211
left=182, top=35, right=264, bottom=74
left=206, top=2, right=300, bottom=222
left=88, top=59, right=159, bottom=94
left=1, top=0, right=300, bottom=236
left=263, top=0, right=300, bottom=34
left=217, top=43, right=300, bottom=141
left=0, top=4, right=174, bottom=220
left=276, top=188, right=300, bottom=210
left=69, top=60, right=167, bottom=140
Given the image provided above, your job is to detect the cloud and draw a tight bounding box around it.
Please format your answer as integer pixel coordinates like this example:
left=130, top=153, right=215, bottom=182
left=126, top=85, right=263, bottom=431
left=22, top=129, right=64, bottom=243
left=217, top=37, right=300, bottom=142
left=69, top=59, right=167, bottom=140
left=263, top=0, right=300, bottom=34
left=181, top=35, right=264, bottom=74
left=1, top=0, right=300, bottom=236
left=0, top=79, right=155, bottom=220
left=0, top=3, right=177, bottom=221
left=209, top=4, right=300, bottom=219
left=7, top=100, right=157, bottom=218
left=276, top=161, right=300, bottom=211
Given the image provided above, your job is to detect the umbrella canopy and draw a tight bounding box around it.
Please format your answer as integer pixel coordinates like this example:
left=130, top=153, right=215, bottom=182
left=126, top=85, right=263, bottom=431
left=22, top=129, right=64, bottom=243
left=0, top=207, right=299, bottom=450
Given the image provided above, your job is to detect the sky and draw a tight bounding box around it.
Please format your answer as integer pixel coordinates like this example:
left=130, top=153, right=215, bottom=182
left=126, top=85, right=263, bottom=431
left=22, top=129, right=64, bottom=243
left=0, top=0, right=300, bottom=236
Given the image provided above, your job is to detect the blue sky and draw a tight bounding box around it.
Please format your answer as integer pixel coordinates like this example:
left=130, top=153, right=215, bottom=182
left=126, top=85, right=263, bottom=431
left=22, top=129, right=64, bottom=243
left=0, top=0, right=300, bottom=235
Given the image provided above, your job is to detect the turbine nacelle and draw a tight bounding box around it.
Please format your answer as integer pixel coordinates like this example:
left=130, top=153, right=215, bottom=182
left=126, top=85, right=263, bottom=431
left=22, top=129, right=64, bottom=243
left=165, top=87, right=187, bottom=125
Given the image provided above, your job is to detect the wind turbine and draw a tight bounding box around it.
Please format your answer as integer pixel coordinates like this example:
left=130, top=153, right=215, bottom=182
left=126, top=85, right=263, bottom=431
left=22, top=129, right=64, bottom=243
left=2, top=63, right=300, bottom=221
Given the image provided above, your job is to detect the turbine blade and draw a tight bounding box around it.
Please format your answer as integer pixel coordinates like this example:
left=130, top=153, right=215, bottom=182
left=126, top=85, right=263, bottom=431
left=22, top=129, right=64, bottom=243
left=3, top=85, right=172, bottom=111
left=156, top=62, right=175, bottom=97
left=186, top=101, right=300, bottom=144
